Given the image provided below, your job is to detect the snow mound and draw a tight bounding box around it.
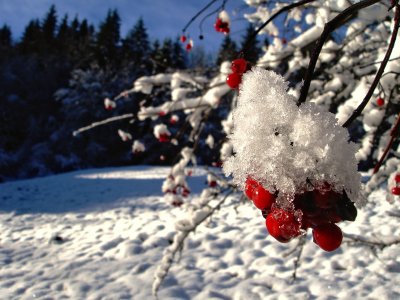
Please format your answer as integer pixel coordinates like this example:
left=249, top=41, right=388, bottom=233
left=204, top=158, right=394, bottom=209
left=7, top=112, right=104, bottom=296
left=223, top=67, right=362, bottom=206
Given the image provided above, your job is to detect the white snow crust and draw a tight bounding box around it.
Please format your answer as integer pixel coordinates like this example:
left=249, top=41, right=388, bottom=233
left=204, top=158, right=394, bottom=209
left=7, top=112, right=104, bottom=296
left=223, top=68, right=362, bottom=206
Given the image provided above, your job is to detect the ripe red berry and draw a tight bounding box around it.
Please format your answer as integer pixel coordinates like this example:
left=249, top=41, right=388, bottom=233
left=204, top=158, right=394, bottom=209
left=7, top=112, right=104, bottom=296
left=312, top=223, right=343, bottom=252
left=159, top=133, right=170, bottom=143
left=266, top=208, right=301, bottom=242
left=266, top=213, right=291, bottom=243
left=185, top=43, right=192, bottom=51
left=244, top=177, right=258, bottom=200
left=180, top=35, right=187, bottom=43
left=392, top=187, right=400, bottom=196
left=282, top=38, right=287, bottom=45
left=208, top=180, right=217, bottom=187
left=231, top=58, right=247, bottom=74
left=376, top=97, right=384, bottom=106
left=253, top=185, right=275, bottom=210
left=313, top=190, right=337, bottom=208
left=226, top=73, right=242, bottom=89
left=214, top=18, right=230, bottom=34
left=394, top=174, right=400, bottom=183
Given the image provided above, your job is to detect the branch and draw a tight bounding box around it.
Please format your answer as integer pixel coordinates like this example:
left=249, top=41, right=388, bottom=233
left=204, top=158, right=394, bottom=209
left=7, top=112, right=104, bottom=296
left=241, top=0, right=317, bottom=55
left=343, top=4, right=400, bottom=127
left=72, top=113, right=134, bottom=136
left=373, top=112, right=400, bottom=174
left=297, top=0, right=383, bottom=106
left=182, top=0, right=219, bottom=33
left=152, top=188, right=235, bottom=297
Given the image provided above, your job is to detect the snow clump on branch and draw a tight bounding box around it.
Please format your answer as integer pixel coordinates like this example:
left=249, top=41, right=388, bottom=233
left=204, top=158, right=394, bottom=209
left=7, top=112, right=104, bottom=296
left=223, top=67, right=363, bottom=207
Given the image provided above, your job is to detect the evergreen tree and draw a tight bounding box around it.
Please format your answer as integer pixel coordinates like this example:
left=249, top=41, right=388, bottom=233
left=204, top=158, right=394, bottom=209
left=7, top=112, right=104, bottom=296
left=42, top=5, right=57, bottom=45
left=96, top=9, right=121, bottom=67
left=19, top=19, right=42, bottom=53
left=0, top=25, right=12, bottom=48
left=122, top=17, right=150, bottom=68
left=240, top=24, right=261, bottom=64
left=171, top=37, right=186, bottom=69
left=216, top=35, right=237, bottom=65
left=150, top=40, right=164, bottom=73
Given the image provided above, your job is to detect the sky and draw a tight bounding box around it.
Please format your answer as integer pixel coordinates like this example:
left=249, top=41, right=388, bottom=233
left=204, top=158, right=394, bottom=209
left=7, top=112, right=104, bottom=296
left=0, top=0, right=252, bottom=52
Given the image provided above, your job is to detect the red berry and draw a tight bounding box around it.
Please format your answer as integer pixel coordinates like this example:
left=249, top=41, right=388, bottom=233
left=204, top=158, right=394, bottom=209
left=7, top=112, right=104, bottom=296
left=313, top=190, right=337, bottom=208
left=312, top=223, right=343, bottom=251
left=266, top=213, right=291, bottom=243
left=392, top=187, right=400, bottom=196
left=185, top=43, right=192, bottom=51
left=158, top=111, right=166, bottom=117
left=253, top=185, right=275, bottom=210
left=266, top=208, right=301, bottom=242
left=214, top=18, right=229, bottom=33
left=244, top=177, right=258, bottom=200
left=180, top=35, right=187, bottom=43
left=159, top=133, right=170, bottom=142
left=394, top=174, right=400, bottom=183
left=208, top=180, right=217, bottom=187
left=231, top=58, right=247, bottom=74
left=281, top=38, right=287, bottom=45
left=376, top=97, right=384, bottom=106
left=226, top=73, right=241, bottom=89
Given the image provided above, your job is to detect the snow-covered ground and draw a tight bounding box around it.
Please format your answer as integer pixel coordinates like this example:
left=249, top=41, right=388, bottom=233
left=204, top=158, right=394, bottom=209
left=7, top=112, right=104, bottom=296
left=1, top=166, right=400, bottom=300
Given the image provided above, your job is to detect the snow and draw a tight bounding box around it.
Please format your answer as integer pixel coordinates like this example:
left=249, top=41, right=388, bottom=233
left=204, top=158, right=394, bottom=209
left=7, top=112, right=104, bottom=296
left=1, top=166, right=400, bottom=299
left=224, top=68, right=362, bottom=206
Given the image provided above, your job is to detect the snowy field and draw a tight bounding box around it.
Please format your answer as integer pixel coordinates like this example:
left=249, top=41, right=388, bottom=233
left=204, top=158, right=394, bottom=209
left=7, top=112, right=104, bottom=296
left=1, top=166, right=400, bottom=300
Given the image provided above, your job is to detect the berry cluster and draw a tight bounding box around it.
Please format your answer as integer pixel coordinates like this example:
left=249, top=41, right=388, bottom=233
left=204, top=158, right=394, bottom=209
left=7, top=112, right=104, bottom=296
left=245, top=177, right=357, bottom=251
left=163, top=175, right=191, bottom=207
left=226, top=58, right=248, bottom=89
left=392, top=174, right=400, bottom=195
left=180, top=35, right=193, bottom=52
left=214, top=10, right=230, bottom=34
left=214, top=18, right=230, bottom=34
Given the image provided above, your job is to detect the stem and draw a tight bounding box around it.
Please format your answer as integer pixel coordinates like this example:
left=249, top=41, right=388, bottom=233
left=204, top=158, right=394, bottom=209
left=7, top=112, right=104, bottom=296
left=297, top=0, right=382, bottom=106
left=343, top=5, right=400, bottom=127
left=373, top=112, right=400, bottom=174
left=182, top=0, right=220, bottom=33
left=240, top=0, right=317, bottom=55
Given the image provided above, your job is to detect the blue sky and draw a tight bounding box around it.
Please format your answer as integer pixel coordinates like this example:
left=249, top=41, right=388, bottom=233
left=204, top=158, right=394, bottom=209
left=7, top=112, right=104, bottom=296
left=0, top=0, right=251, bottom=52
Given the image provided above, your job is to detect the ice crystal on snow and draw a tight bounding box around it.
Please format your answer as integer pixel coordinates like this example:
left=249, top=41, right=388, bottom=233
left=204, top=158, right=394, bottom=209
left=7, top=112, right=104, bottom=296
left=223, top=67, right=362, bottom=206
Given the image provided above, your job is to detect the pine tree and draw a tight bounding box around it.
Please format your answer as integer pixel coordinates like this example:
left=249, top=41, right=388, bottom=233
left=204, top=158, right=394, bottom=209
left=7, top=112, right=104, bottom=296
left=42, top=5, right=57, bottom=45
left=216, top=35, right=237, bottom=65
left=0, top=25, right=12, bottom=48
left=240, top=24, right=261, bottom=64
left=171, top=37, right=186, bottom=69
left=122, top=17, right=150, bottom=69
left=96, top=9, right=121, bottom=67
left=150, top=40, right=164, bottom=73
left=19, top=19, right=42, bottom=53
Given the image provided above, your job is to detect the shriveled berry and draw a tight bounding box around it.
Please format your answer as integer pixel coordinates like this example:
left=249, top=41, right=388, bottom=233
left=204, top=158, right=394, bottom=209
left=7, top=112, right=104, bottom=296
left=244, top=177, right=258, bottom=200
left=312, top=223, right=343, bottom=252
left=392, top=187, right=400, bottom=196
left=231, top=58, right=247, bottom=74
left=226, top=73, right=241, bottom=89
left=253, top=185, right=275, bottom=210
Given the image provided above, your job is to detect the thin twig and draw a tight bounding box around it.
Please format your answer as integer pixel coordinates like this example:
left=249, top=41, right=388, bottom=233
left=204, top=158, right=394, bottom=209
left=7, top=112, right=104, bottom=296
left=72, top=113, right=134, bottom=136
left=297, top=0, right=382, bottom=106
left=182, top=0, right=219, bottom=33
left=241, top=0, right=317, bottom=55
left=342, top=4, right=400, bottom=127
left=373, top=112, right=400, bottom=174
